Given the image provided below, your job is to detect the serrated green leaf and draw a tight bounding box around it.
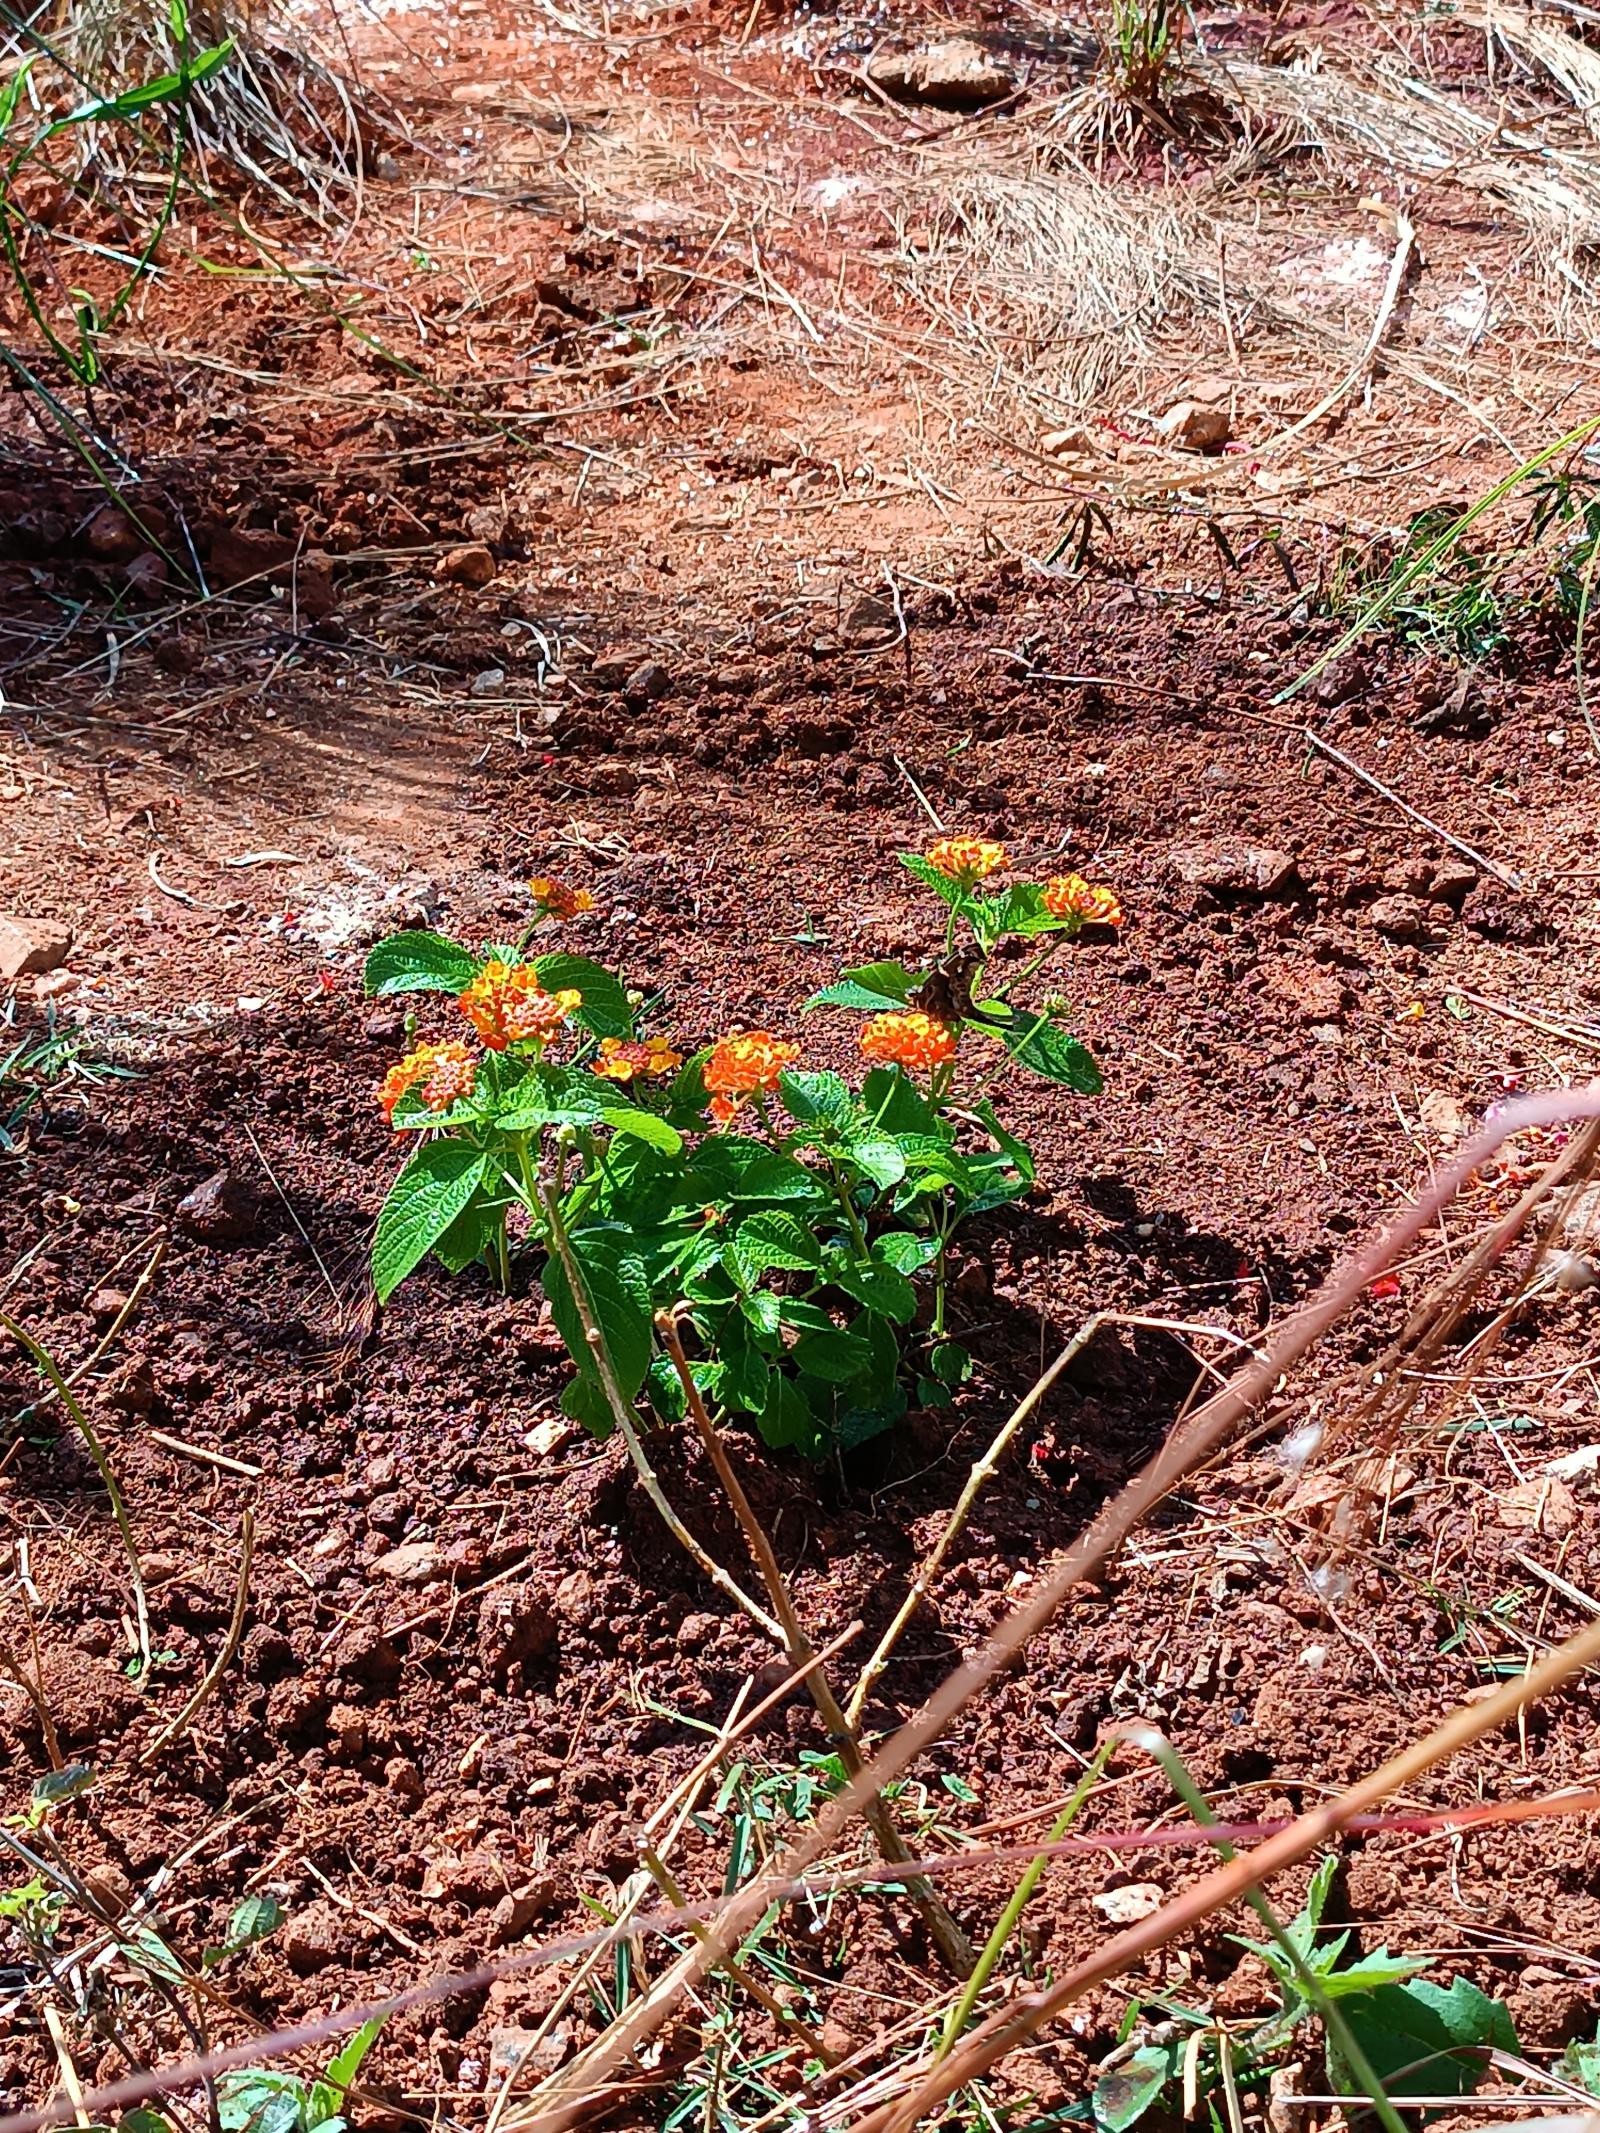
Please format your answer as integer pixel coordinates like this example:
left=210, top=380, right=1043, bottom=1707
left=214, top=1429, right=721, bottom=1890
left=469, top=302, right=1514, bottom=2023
left=363, top=930, right=479, bottom=997
left=323, top=2015, right=388, bottom=2101
left=735, top=1210, right=822, bottom=1273
left=806, top=961, right=916, bottom=1011
left=600, top=1106, right=682, bottom=1154
left=988, top=1015, right=1103, bottom=1093
left=862, top=1065, right=943, bottom=1138
left=899, top=851, right=971, bottom=910
left=791, top=1326, right=874, bottom=1382
left=430, top=1193, right=503, bottom=1274
left=228, top=1894, right=285, bottom=1948
left=828, top=1255, right=917, bottom=1323
left=690, top=1137, right=825, bottom=1204
left=1329, top=1977, right=1517, bottom=2109
left=874, top=1230, right=940, bottom=1273
left=844, top=1134, right=906, bottom=1189
left=929, top=1340, right=972, bottom=1388
left=542, top=1233, right=653, bottom=1400
left=757, top=1372, right=819, bottom=1453
left=779, top=1069, right=859, bottom=1134
left=529, top=953, right=633, bottom=1038
left=373, top=1145, right=492, bottom=1302
left=1559, top=2028, right=1600, bottom=2098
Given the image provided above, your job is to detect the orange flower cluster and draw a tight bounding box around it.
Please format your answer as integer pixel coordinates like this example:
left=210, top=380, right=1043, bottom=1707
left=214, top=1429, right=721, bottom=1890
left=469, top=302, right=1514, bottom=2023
left=529, top=876, right=595, bottom=922
left=378, top=1040, right=476, bottom=1124
left=458, top=960, right=582, bottom=1052
left=1042, top=874, right=1124, bottom=927
left=859, top=1010, right=957, bottom=1074
left=593, top=1035, right=683, bottom=1083
left=926, top=836, right=1007, bottom=886
left=704, top=1028, right=800, bottom=1124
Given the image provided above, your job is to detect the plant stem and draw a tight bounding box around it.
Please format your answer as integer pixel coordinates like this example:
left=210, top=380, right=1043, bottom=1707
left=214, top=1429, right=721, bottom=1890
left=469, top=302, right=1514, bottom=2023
left=535, top=1179, right=784, bottom=1640
left=1, top=1310, right=150, bottom=1681
left=938, top=1739, right=1115, bottom=2057
left=829, top=1160, right=872, bottom=1262
left=656, top=1310, right=977, bottom=1981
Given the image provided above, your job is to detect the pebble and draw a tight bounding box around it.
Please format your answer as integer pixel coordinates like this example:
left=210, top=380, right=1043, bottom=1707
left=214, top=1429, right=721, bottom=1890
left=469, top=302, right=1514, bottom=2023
left=0, top=916, right=72, bottom=981
left=175, top=1170, right=261, bottom=1244
left=436, top=543, right=496, bottom=588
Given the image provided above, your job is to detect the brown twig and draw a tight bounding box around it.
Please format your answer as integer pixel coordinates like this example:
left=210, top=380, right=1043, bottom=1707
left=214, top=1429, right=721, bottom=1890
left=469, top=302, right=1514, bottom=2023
left=140, top=1511, right=254, bottom=1765
left=657, top=1309, right=975, bottom=1979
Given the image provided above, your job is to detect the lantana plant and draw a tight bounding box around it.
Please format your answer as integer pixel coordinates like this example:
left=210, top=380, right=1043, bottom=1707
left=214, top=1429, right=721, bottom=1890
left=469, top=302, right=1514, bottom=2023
left=363, top=841, right=1121, bottom=1458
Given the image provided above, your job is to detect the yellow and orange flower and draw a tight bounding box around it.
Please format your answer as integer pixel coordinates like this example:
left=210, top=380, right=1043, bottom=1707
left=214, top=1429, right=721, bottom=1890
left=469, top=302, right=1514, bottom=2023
left=529, top=876, right=595, bottom=923
left=378, top=1039, right=477, bottom=1125
left=859, top=1010, right=958, bottom=1075
left=925, top=836, right=1008, bottom=886
left=703, top=1029, right=800, bottom=1121
left=457, top=959, right=582, bottom=1052
left=1042, top=874, right=1124, bottom=927
left=593, top=1035, right=684, bottom=1083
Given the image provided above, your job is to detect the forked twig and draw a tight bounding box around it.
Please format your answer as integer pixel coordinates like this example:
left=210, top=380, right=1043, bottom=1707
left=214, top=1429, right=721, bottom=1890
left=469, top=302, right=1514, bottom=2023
left=656, top=1309, right=975, bottom=1979
left=140, top=1511, right=254, bottom=1765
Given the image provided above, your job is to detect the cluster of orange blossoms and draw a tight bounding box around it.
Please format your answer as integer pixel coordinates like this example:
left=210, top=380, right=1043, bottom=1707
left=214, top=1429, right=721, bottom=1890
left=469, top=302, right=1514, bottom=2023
left=459, top=961, right=582, bottom=1052
left=859, top=1009, right=957, bottom=1073
left=925, top=836, right=1008, bottom=886
left=593, top=1035, right=683, bottom=1083
left=1042, top=873, right=1123, bottom=927
left=379, top=1039, right=477, bottom=1123
left=529, top=876, right=595, bottom=922
left=703, top=1028, right=801, bottom=1125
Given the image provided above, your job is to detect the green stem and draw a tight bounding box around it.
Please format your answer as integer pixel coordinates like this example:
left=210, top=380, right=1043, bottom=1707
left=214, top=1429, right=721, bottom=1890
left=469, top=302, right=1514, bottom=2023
left=938, top=1740, right=1115, bottom=2057
left=829, top=1160, right=871, bottom=1262
left=1142, top=1735, right=1410, bottom=2133
left=1, top=1311, right=150, bottom=1682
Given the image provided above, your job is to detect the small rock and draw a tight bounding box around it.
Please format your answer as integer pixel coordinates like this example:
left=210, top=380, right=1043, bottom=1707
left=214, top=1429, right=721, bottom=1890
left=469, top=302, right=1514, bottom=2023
left=525, top=1417, right=571, bottom=1457
left=1092, top=1882, right=1164, bottom=1924
left=1158, top=400, right=1230, bottom=454
left=326, top=1703, right=369, bottom=1761
left=137, top=1552, right=179, bottom=1585
left=842, top=592, right=897, bottom=642
left=103, top=1356, right=156, bottom=1416
left=331, top=1624, right=405, bottom=1692
left=464, top=504, right=506, bottom=544
left=588, top=651, right=638, bottom=691
left=124, top=552, right=169, bottom=600
left=866, top=38, right=1013, bottom=108
left=86, top=1287, right=130, bottom=1329
left=208, top=527, right=337, bottom=619
left=1428, top=859, right=1477, bottom=901
left=624, top=659, right=671, bottom=704
left=80, top=1863, right=135, bottom=1919
left=366, top=1491, right=411, bottom=1537
left=1261, top=959, right=1345, bottom=1024
left=1344, top=1857, right=1399, bottom=1914
left=1305, top=657, right=1370, bottom=709
left=437, top=543, right=496, bottom=588
left=489, top=2026, right=571, bottom=2079
left=1418, top=1090, right=1469, bottom=1142
left=552, top=1570, right=593, bottom=1624
left=488, top=1882, right=557, bottom=1946
left=1364, top=894, right=1427, bottom=939
left=385, top=1754, right=425, bottom=1804
left=470, top=667, right=506, bottom=698
left=32, top=968, right=82, bottom=1003
left=175, top=1170, right=260, bottom=1244
left=83, top=503, right=143, bottom=563
left=1170, top=839, right=1297, bottom=896
left=1496, top=1476, right=1579, bottom=1535
left=372, top=1540, right=444, bottom=1585
left=1509, top=1979, right=1591, bottom=2047
left=1039, top=424, right=1096, bottom=460
left=476, top=1586, right=558, bottom=1679
left=0, top=916, right=72, bottom=981
left=364, top=1009, right=404, bottom=1043
left=282, top=1901, right=343, bottom=1976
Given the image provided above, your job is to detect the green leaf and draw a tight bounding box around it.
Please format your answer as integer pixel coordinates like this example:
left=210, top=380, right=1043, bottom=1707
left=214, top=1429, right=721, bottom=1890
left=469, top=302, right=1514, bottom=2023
left=690, top=1137, right=824, bottom=1204
left=121, top=2111, right=178, bottom=2133
left=1559, top=2028, right=1600, bottom=2099
left=541, top=1232, right=654, bottom=1399
left=218, top=2076, right=305, bottom=2133
left=0, top=59, right=35, bottom=135
left=779, top=1069, right=859, bottom=1135
left=971, top=1099, right=1036, bottom=1189
left=874, top=1230, right=940, bottom=1273
left=734, top=1210, right=823, bottom=1274
left=844, top=1134, right=906, bottom=1190
left=218, top=1894, right=284, bottom=1957
left=363, top=930, right=478, bottom=997
left=827, top=1255, right=917, bottom=1323
left=806, top=961, right=917, bottom=1011
left=895, top=1134, right=976, bottom=1193
left=560, top=1373, right=614, bottom=1438
left=739, top=1290, right=782, bottom=1336
left=756, top=1373, right=819, bottom=1453
left=1092, top=2042, right=1180, bottom=2133
left=600, top=1106, right=682, bottom=1154
left=530, top=953, right=633, bottom=1038
left=929, top=1340, right=972, bottom=1388
left=31, top=1763, right=95, bottom=1810
left=1330, top=1978, right=1517, bottom=2110
left=431, top=1193, right=502, bottom=1274
left=989, top=1015, right=1103, bottom=1093
left=862, top=1066, right=942, bottom=1138
left=323, top=2015, right=388, bottom=2103
left=791, top=1326, right=874, bottom=1383
left=667, top=1047, right=710, bottom=1115
left=899, top=852, right=971, bottom=910
left=373, top=1145, right=492, bottom=1303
